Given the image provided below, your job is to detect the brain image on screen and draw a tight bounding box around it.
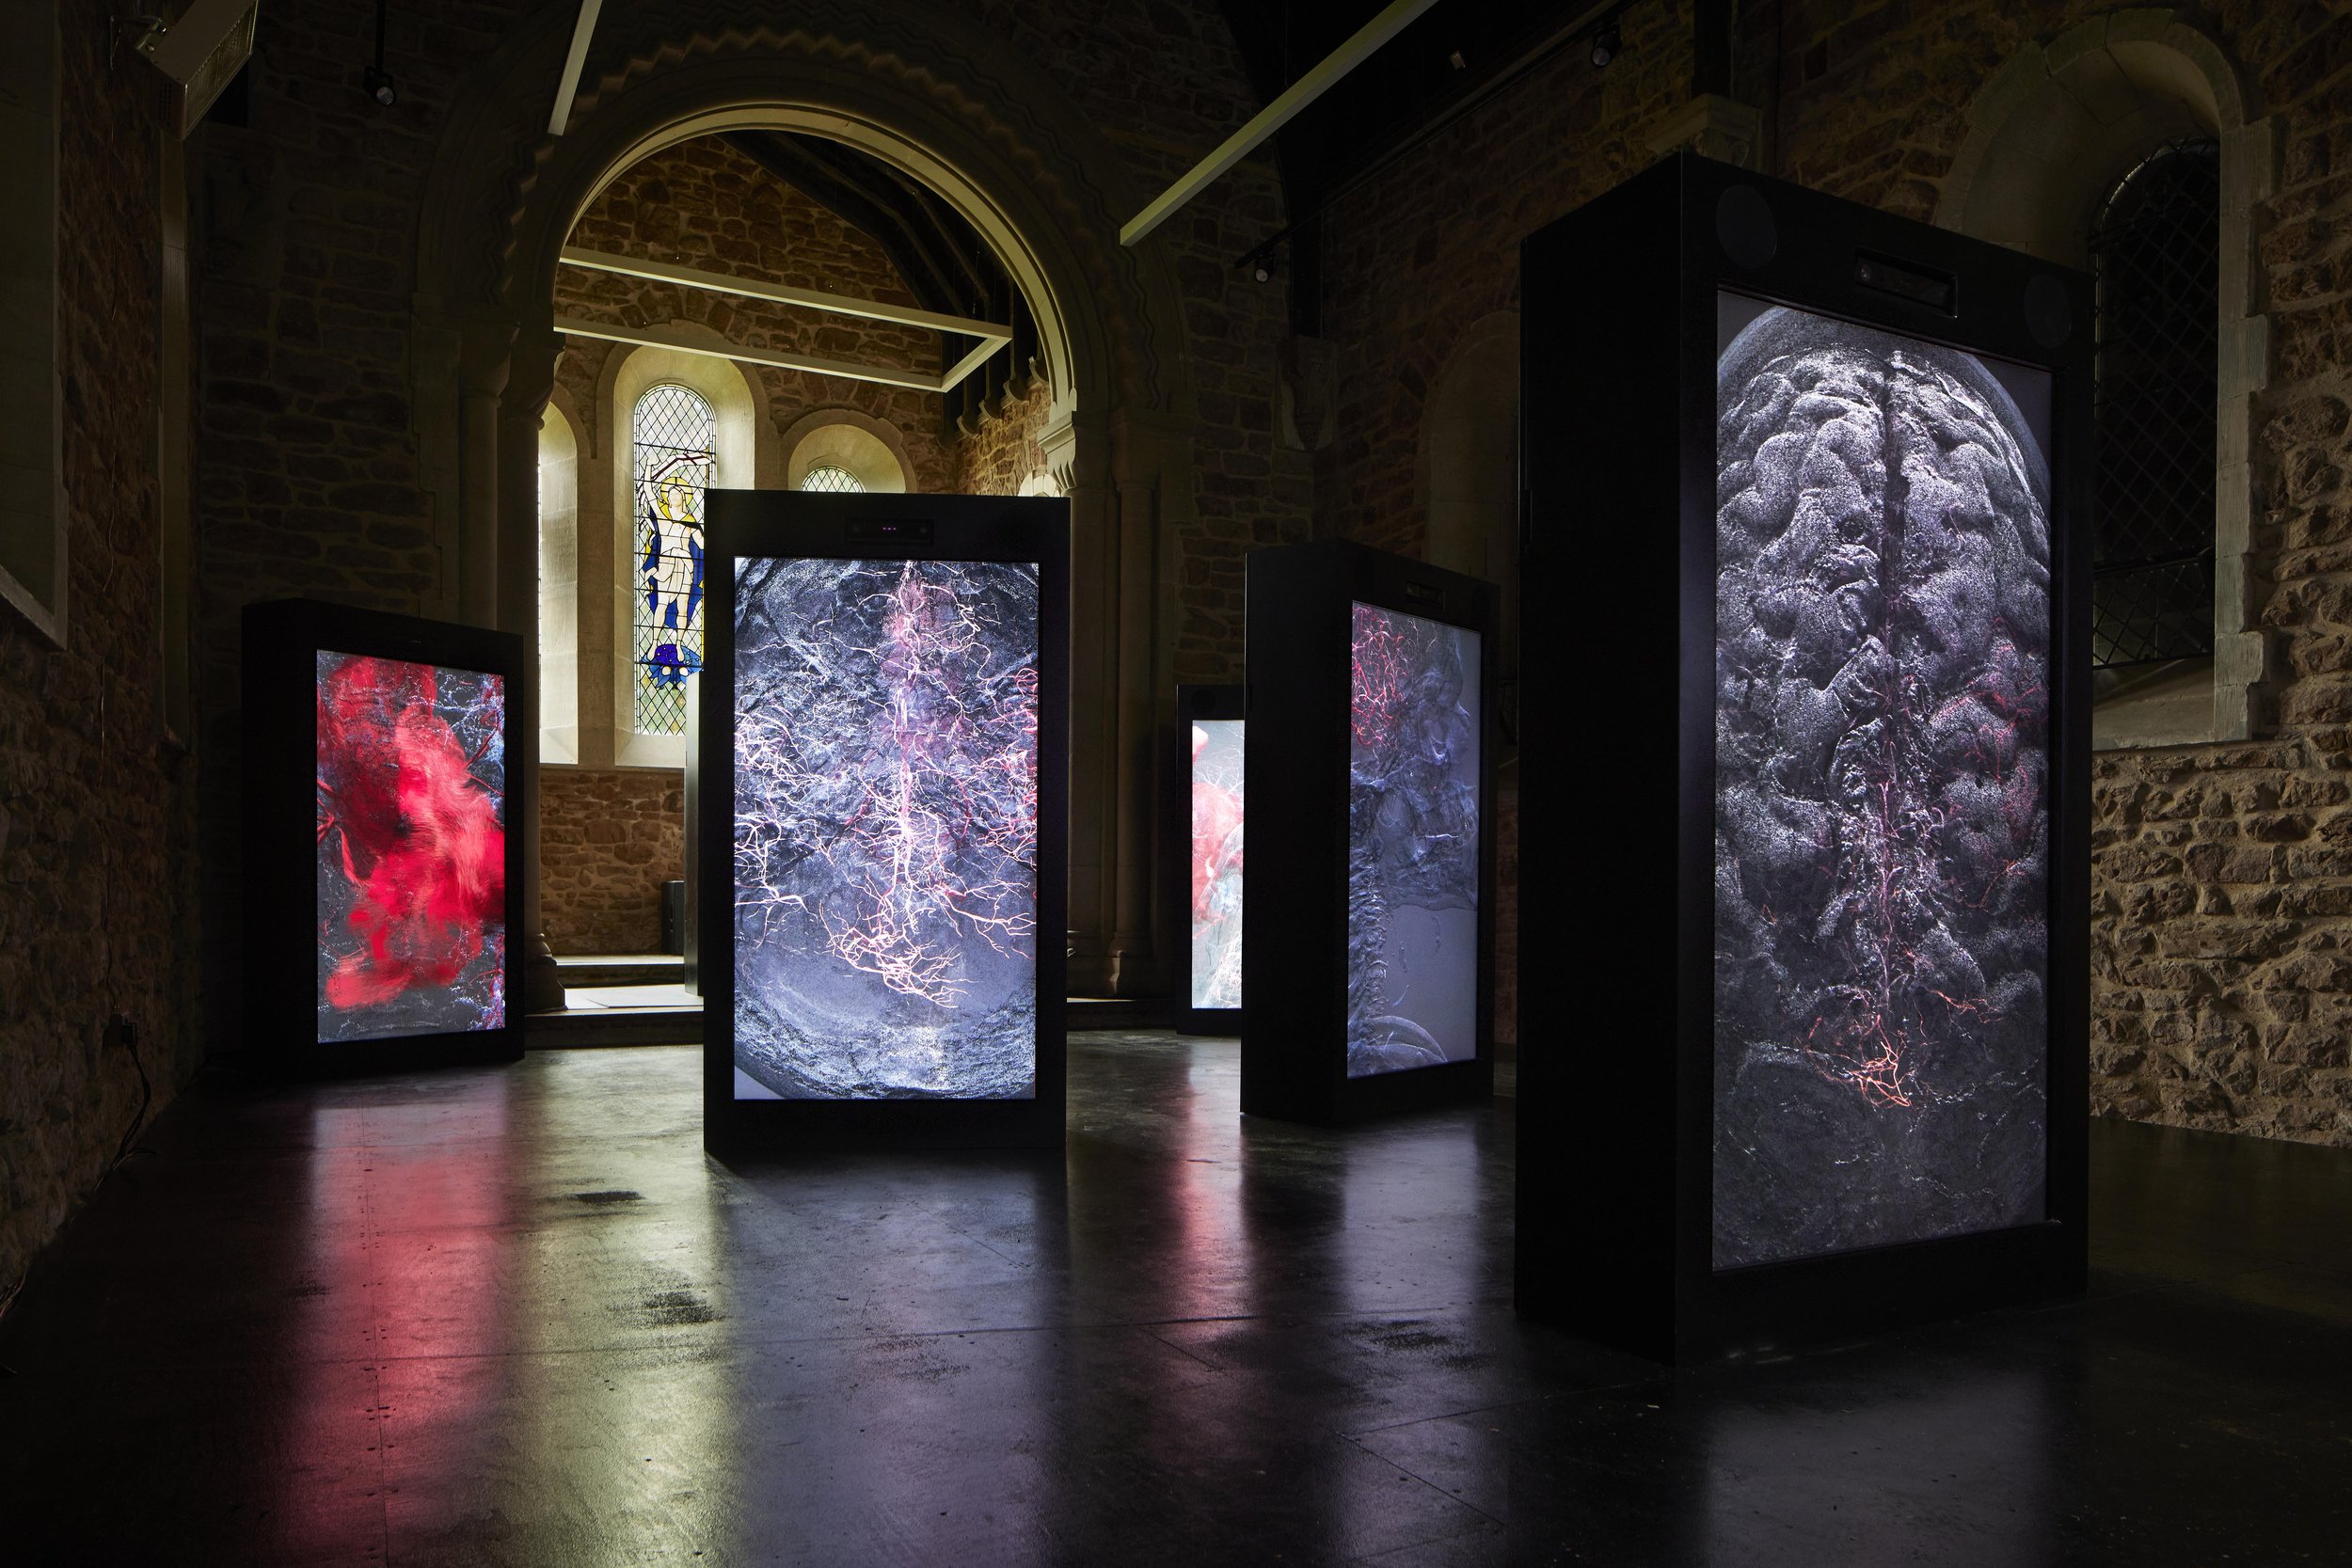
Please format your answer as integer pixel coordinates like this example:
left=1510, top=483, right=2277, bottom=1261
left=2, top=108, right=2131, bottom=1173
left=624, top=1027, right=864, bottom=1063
left=1190, top=719, right=1246, bottom=1012
left=1713, top=302, right=2051, bottom=1268
left=315, top=652, right=507, bottom=1042
left=732, top=557, right=1039, bottom=1100
left=1347, top=603, right=1481, bottom=1077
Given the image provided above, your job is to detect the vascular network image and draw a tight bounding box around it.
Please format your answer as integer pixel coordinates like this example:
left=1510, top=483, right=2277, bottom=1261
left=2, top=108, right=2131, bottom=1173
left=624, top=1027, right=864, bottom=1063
left=1347, top=603, right=1481, bottom=1077
left=1189, top=719, right=1245, bottom=1011
left=314, top=651, right=508, bottom=1042
left=732, top=556, right=1041, bottom=1100
left=1712, top=300, right=2053, bottom=1267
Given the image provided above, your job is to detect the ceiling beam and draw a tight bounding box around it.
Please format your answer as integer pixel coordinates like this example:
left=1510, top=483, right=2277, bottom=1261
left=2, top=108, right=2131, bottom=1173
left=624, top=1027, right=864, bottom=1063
left=1120, top=0, right=1444, bottom=246
left=552, top=316, right=1010, bottom=396
left=546, top=0, right=603, bottom=136
left=560, top=246, right=1012, bottom=340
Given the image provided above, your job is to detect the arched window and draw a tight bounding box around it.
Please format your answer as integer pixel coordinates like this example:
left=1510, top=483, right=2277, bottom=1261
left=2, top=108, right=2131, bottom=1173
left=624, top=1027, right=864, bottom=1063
left=630, top=383, right=715, bottom=735
left=800, top=462, right=865, bottom=493
left=2090, top=138, right=2219, bottom=670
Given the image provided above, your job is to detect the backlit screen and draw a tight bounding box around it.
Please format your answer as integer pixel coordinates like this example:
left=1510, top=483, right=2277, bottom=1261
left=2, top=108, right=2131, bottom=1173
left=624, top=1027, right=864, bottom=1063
left=314, top=651, right=507, bottom=1043
left=1189, top=718, right=1245, bottom=1011
left=732, top=557, right=1040, bottom=1100
left=1712, top=295, right=2053, bottom=1267
left=1346, top=603, right=1481, bottom=1077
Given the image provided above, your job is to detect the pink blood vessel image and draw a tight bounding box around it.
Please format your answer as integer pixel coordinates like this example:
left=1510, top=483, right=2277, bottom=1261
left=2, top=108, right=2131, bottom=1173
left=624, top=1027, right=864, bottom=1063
left=1712, top=301, right=2051, bottom=1268
left=314, top=652, right=508, bottom=1041
left=1189, top=720, right=1245, bottom=1010
left=732, top=557, right=1040, bottom=1100
left=1347, top=602, right=1481, bottom=1077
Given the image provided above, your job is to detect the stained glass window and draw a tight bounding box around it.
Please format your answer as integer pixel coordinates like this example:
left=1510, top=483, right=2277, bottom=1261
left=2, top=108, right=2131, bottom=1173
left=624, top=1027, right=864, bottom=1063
left=801, top=462, right=865, bottom=493
left=631, top=383, right=715, bottom=733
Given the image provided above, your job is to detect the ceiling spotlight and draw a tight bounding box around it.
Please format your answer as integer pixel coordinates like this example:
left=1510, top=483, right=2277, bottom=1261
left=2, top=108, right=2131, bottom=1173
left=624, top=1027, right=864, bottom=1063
left=365, top=0, right=395, bottom=105
left=1590, top=22, right=1622, bottom=69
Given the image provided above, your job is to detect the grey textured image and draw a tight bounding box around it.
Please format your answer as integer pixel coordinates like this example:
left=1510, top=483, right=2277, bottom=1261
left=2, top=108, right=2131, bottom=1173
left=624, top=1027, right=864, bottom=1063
left=1347, top=603, right=1481, bottom=1077
left=1713, top=302, right=2051, bottom=1268
left=732, top=557, right=1040, bottom=1100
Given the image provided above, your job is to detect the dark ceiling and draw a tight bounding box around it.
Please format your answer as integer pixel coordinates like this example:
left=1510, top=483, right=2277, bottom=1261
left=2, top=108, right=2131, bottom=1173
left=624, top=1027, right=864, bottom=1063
left=1211, top=1, right=1614, bottom=329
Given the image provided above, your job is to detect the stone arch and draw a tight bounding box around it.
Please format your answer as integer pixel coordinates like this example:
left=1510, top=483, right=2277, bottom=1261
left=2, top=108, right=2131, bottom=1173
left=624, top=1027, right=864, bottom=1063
left=1935, top=8, right=2276, bottom=746
left=780, top=407, right=913, bottom=494
left=413, top=5, right=1203, bottom=993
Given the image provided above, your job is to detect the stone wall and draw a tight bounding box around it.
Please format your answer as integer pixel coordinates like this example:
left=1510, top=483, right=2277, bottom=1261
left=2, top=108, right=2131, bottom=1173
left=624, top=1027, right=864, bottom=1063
left=552, top=135, right=954, bottom=489
left=541, top=768, right=684, bottom=955
left=0, top=0, right=201, bottom=1292
left=953, top=377, right=1056, bottom=497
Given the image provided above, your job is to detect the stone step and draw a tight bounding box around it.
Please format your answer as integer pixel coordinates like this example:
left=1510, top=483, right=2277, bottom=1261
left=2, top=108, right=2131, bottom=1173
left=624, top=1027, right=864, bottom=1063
left=527, top=981, right=701, bottom=1049
left=552, top=953, right=685, bottom=989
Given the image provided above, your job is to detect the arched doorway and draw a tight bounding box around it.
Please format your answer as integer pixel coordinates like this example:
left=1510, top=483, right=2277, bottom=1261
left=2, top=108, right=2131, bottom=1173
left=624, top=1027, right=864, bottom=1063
left=414, top=11, right=1200, bottom=1000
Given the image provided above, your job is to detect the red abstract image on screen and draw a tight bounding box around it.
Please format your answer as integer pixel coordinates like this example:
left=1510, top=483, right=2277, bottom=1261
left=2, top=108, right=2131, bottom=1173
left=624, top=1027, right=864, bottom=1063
left=315, top=651, right=508, bottom=1042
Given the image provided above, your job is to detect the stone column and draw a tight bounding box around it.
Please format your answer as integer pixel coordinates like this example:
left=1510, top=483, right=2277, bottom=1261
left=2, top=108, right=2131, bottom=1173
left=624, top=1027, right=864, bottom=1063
left=1046, top=412, right=1118, bottom=996
left=499, top=329, right=565, bottom=1015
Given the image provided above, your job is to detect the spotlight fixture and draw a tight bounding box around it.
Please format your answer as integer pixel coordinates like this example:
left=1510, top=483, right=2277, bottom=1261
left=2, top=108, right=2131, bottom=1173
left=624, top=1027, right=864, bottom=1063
left=1252, top=264, right=1272, bottom=284
left=363, top=0, right=395, bottom=106
left=1590, top=21, right=1622, bottom=70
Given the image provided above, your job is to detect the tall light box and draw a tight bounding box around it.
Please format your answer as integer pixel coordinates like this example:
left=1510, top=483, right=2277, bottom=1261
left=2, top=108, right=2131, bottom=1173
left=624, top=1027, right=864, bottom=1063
left=1172, top=683, right=1246, bottom=1034
left=242, top=599, right=527, bottom=1074
left=1516, top=154, right=2090, bottom=1361
left=1243, top=541, right=1497, bottom=1124
left=700, top=491, right=1068, bottom=1154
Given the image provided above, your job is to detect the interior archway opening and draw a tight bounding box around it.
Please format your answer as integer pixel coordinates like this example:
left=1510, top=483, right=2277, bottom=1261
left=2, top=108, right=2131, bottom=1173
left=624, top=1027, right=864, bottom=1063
left=535, top=117, right=1077, bottom=989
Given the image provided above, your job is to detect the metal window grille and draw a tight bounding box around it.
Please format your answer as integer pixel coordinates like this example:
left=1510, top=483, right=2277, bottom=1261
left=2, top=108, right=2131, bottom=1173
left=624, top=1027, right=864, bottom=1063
left=800, top=463, right=865, bottom=493
left=630, top=383, right=715, bottom=734
left=2090, top=138, right=2220, bottom=669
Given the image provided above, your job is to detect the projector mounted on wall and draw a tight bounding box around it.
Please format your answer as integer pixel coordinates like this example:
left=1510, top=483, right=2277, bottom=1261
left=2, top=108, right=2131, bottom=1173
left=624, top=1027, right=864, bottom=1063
left=134, top=0, right=260, bottom=139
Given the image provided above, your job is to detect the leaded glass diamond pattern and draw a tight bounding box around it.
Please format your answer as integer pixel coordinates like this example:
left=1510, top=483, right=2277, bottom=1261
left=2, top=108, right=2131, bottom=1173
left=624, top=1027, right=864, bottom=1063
left=2090, top=139, right=2220, bottom=669
left=632, top=384, right=715, bottom=733
left=801, top=463, right=865, bottom=493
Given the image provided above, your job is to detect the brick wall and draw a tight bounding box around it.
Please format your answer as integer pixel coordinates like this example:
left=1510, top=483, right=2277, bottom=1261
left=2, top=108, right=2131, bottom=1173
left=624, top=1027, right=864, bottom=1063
left=552, top=135, right=955, bottom=489
left=541, top=768, right=684, bottom=955
left=0, top=0, right=200, bottom=1292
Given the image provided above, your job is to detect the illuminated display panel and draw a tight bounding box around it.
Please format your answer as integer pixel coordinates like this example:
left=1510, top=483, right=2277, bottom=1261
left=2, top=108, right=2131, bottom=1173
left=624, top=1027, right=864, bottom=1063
left=1713, top=296, right=2053, bottom=1267
left=1346, top=602, right=1482, bottom=1077
left=731, top=556, right=1040, bottom=1100
left=1189, top=718, right=1246, bottom=1011
left=314, top=651, right=508, bottom=1043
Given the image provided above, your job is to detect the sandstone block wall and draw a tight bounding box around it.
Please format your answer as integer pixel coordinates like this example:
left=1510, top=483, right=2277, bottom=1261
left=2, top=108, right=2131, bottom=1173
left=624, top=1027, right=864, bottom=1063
left=541, top=768, right=685, bottom=955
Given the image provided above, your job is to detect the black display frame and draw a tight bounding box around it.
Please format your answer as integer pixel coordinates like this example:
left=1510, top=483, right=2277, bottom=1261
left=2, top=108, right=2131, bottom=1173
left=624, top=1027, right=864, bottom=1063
left=1171, top=683, right=1247, bottom=1036
left=700, top=490, right=1070, bottom=1155
left=1242, top=540, right=1499, bottom=1124
left=1515, top=153, right=2092, bottom=1361
left=241, top=597, right=529, bottom=1076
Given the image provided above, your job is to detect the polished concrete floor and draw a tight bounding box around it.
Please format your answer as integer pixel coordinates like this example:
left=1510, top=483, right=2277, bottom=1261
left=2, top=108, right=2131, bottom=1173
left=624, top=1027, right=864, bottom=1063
left=2, top=1032, right=2348, bottom=1566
